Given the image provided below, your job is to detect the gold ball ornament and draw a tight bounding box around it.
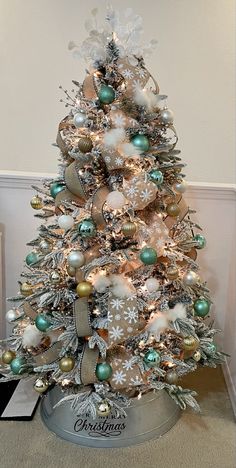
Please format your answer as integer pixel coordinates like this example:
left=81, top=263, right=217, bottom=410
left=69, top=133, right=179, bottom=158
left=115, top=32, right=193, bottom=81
left=76, top=281, right=93, bottom=297
left=20, top=282, right=33, bottom=297
left=59, top=356, right=75, bottom=373
left=78, top=137, right=93, bottom=153
left=66, top=265, right=76, bottom=277
left=166, top=203, right=180, bottom=217
left=182, top=336, right=199, bottom=352
left=121, top=222, right=137, bottom=237
left=50, top=271, right=61, bottom=284
left=33, top=377, right=49, bottom=393
left=193, top=350, right=201, bottom=362
left=30, top=195, right=43, bottom=210
left=96, top=400, right=111, bottom=417
left=165, top=370, right=178, bottom=384
left=2, top=350, right=16, bottom=364
left=166, top=266, right=179, bottom=280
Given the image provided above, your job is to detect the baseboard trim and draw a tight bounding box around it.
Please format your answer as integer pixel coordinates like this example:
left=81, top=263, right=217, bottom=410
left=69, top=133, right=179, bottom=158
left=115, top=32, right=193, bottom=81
left=222, top=361, right=236, bottom=418
left=0, top=171, right=236, bottom=198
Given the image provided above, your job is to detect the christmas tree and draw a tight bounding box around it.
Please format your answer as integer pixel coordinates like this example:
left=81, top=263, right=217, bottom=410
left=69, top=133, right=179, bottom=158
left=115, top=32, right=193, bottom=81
left=1, top=7, right=225, bottom=420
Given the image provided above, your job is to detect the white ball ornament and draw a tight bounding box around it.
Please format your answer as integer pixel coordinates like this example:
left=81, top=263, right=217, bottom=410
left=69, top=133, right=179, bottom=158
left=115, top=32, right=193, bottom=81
left=67, top=250, right=85, bottom=268
left=160, top=108, right=174, bottom=125
left=173, top=179, right=187, bottom=194
left=73, top=111, right=87, bottom=128
left=183, top=271, right=199, bottom=286
left=58, top=215, right=74, bottom=231
left=6, top=309, right=22, bottom=323
left=106, top=191, right=126, bottom=210
left=145, top=277, right=160, bottom=293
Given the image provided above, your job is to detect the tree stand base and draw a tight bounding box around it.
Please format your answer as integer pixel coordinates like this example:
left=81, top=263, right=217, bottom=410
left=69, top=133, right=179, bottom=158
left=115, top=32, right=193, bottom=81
left=40, top=386, right=181, bottom=448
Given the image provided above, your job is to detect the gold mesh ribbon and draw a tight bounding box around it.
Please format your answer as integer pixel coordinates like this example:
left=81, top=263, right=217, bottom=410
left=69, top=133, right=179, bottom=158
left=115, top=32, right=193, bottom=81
left=73, top=298, right=92, bottom=337
left=80, top=344, right=99, bottom=385
left=108, top=293, right=142, bottom=346
left=109, top=348, right=144, bottom=390
left=23, top=302, right=37, bottom=320
left=33, top=342, right=62, bottom=366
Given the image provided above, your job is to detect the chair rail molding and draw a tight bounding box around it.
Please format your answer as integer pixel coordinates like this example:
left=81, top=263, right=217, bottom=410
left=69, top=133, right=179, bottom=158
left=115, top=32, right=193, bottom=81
left=0, top=171, right=236, bottom=415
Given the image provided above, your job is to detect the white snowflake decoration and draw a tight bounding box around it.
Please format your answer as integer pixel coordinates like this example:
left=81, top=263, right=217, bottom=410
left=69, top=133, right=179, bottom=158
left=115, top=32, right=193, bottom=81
left=124, top=307, right=138, bottom=324
left=109, top=325, right=124, bottom=341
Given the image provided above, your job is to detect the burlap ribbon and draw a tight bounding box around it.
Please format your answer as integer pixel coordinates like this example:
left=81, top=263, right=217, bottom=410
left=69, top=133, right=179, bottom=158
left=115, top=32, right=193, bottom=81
left=33, top=342, right=62, bottom=366
left=23, top=302, right=37, bottom=320
left=73, top=297, right=92, bottom=337
left=80, top=344, right=99, bottom=385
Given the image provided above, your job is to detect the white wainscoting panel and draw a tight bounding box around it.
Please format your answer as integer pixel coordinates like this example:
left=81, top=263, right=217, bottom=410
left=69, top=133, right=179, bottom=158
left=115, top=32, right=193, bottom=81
left=0, top=172, right=235, bottom=414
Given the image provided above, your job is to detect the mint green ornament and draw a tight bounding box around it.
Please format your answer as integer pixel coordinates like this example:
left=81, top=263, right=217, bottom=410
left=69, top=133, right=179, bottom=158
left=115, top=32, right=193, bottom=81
left=131, top=134, right=150, bottom=153
left=143, top=349, right=161, bottom=368
left=98, top=85, right=115, bottom=104
left=194, top=234, right=206, bottom=249
left=140, top=247, right=158, bottom=265
left=78, top=218, right=97, bottom=238
left=207, top=342, right=217, bottom=353
left=10, top=357, right=27, bottom=375
left=193, top=298, right=210, bottom=317
left=50, top=182, right=65, bottom=199
left=95, top=362, right=113, bottom=381
left=26, top=252, right=40, bottom=266
left=35, top=314, right=51, bottom=332
left=148, top=169, right=164, bottom=186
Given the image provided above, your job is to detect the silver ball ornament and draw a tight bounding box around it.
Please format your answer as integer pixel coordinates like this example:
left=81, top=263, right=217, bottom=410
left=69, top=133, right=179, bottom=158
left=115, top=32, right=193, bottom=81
left=173, top=179, right=187, bottom=193
left=183, top=271, right=199, bottom=286
left=145, top=277, right=160, bottom=293
left=193, top=350, right=201, bottom=362
left=58, top=214, right=74, bottom=231
left=67, top=250, right=85, bottom=268
left=73, top=111, right=87, bottom=128
left=165, top=370, right=178, bottom=384
left=5, top=309, right=22, bottom=323
left=39, top=240, right=52, bottom=255
left=160, top=108, right=174, bottom=124
left=96, top=400, right=111, bottom=417
left=50, top=271, right=61, bottom=284
left=34, top=377, right=49, bottom=393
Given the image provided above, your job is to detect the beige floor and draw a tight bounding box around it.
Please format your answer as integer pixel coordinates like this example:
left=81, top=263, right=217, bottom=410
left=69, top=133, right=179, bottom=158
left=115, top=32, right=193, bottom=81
left=1, top=366, right=235, bottom=468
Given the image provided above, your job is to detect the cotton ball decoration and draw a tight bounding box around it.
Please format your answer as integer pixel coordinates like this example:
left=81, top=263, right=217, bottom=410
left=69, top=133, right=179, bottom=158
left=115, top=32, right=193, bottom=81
left=93, top=272, right=112, bottom=293
left=22, top=324, right=43, bottom=348
left=110, top=274, right=135, bottom=298
left=145, top=277, right=160, bottom=293
left=120, top=142, right=142, bottom=158
left=145, top=313, right=169, bottom=340
left=133, top=85, right=163, bottom=112
left=103, top=128, right=126, bottom=148
left=58, top=215, right=74, bottom=231
left=167, top=303, right=187, bottom=322
left=106, top=191, right=126, bottom=210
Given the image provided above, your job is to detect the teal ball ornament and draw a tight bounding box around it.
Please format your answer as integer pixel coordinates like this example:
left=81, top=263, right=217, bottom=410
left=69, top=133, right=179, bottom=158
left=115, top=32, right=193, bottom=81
left=98, top=85, right=115, bottom=104
left=148, top=169, right=164, bottom=186
left=10, top=357, right=26, bottom=375
left=131, top=134, right=150, bottom=153
left=25, top=252, right=40, bottom=266
left=95, top=362, right=113, bottom=381
left=143, top=349, right=161, bottom=368
left=194, top=234, right=206, bottom=249
left=140, top=247, right=158, bottom=265
left=78, top=218, right=97, bottom=238
left=35, top=314, right=51, bottom=332
left=207, top=342, right=217, bottom=353
left=193, top=298, right=210, bottom=317
left=50, top=182, right=65, bottom=199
